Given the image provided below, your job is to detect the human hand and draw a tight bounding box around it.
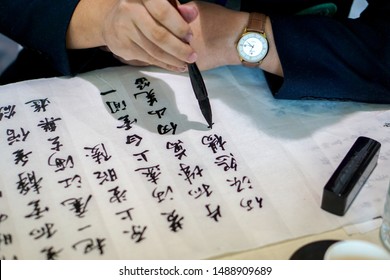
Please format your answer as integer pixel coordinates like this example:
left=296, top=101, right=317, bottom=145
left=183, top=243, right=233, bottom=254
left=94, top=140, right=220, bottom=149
left=182, top=1, right=249, bottom=71
left=67, top=0, right=199, bottom=71
left=183, top=1, right=282, bottom=76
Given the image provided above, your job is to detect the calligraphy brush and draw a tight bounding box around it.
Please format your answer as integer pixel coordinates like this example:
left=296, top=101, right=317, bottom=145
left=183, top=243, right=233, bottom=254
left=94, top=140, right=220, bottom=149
left=168, top=0, right=213, bottom=128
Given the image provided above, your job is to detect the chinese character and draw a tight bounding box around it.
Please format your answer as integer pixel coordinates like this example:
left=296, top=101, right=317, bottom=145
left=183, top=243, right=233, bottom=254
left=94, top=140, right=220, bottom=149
left=148, top=107, right=166, bottom=119
left=108, top=186, right=127, bottom=204
left=84, top=143, right=112, bottom=164
left=134, top=77, right=150, bottom=90
left=124, top=225, right=147, bottom=243
left=215, top=153, right=237, bottom=171
left=117, top=115, right=137, bottom=130
left=157, top=122, right=177, bottom=135
left=205, top=204, right=222, bottom=222
left=94, top=168, right=118, bottom=185
left=226, top=176, right=252, bottom=193
left=135, top=165, right=161, bottom=185
left=0, top=105, right=16, bottom=121
left=115, top=207, right=134, bottom=221
left=178, top=163, right=203, bottom=185
left=25, top=98, right=50, bottom=112
left=58, top=175, right=82, bottom=188
left=61, top=195, right=92, bottom=218
left=29, top=223, right=57, bottom=240
left=134, top=89, right=157, bottom=106
left=41, top=246, right=63, bottom=260
left=188, top=184, right=212, bottom=199
left=166, top=140, right=187, bottom=160
left=16, top=171, right=43, bottom=195
left=72, top=238, right=106, bottom=255
left=48, top=136, right=63, bottom=151
left=106, top=100, right=127, bottom=114
left=48, top=153, right=74, bottom=172
left=126, top=134, right=142, bottom=146
left=161, top=209, right=184, bottom=232
left=152, top=186, right=173, bottom=203
left=6, top=128, right=30, bottom=145
left=133, top=150, right=149, bottom=162
left=25, top=199, right=49, bottom=220
left=13, top=149, right=32, bottom=166
left=37, top=117, right=61, bottom=132
left=201, top=134, right=226, bottom=153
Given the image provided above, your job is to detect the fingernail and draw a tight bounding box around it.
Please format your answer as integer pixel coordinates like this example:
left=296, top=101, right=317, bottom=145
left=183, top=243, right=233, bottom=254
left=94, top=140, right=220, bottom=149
left=178, top=65, right=188, bottom=72
left=183, top=32, right=193, bottom=43
left=187, top=52, right=197, bottom=63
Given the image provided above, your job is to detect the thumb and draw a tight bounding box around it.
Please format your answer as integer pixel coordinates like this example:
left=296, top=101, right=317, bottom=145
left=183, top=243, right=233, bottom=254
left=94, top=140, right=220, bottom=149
left=178, top=4, right=198, bottom=23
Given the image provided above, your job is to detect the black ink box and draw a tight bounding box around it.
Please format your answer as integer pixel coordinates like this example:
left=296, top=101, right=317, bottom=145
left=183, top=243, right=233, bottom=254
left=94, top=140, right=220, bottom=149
left=321, top=136, right=381, bottom=216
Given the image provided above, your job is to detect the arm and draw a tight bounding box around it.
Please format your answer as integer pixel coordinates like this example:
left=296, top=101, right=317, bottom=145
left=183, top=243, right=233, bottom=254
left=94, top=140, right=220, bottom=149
left=0, top=0, right=199, bottom=76
left=67, top=0, right=198, bottom=71
left=187, top=0, right=390, bottom=104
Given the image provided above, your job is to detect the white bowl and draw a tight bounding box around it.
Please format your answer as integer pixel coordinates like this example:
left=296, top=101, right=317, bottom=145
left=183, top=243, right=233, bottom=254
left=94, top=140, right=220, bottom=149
left=324, top=240, right=390, bottom=260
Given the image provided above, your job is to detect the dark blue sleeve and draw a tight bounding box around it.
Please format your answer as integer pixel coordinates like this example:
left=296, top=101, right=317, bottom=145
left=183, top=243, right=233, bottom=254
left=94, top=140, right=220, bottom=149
left=268, top=0, right=390, bottom=103
left=0, top=0, right=81, bottom=75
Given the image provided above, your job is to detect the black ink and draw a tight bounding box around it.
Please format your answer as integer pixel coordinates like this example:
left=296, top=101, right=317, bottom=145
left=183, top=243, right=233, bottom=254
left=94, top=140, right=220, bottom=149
left=166, top=140, right=187, bottom=160
left=84, top=143, right=112, bottom=164
left=134, top=77, right=150, bottom=90
left=25, top=98, right=50, bottom=112
left=48, top=153, right=74, bottom=172
left=178, top=163, right=203, bottom=185
left=202, top=134, right=226, bottom=153
left=72, top=238, right=106, bottom=255
left=61, top=195, right=92, bottom=218
left=29, top=223, right=57, bottom=240
left=6, top=128, right=30, bottom=145
left=58, top=175, right=82, bottom=188
left=13, top=149, right=32, bottom=166
left=161, top=209, right=184, bottom=232
left=133, top=150, right=149, bottom=162
left=0, top=105, right=16, bottom=121
left=148, top=107, right=166, bottom=119
left=157, top=122, right=177, bottom=135
left=126, top=134, right=142, bottom=146
left=25, top=199, right=49, bottom=220
left=106, top=100, right=127, bottom=114
left=205, top=204, right=222, bottom=222
left=215, top=153, right=237, bottom=171
left=37, top=117, right=61, bottom=132
left=16, top=171, right=43, bottom=195
left=108, top=186, right=127, bottom=204
left=94, top=168, right=117, bottom=185
left=117, top=115, right=137, bottom=130
left=135, top=165, right=161, bottom=185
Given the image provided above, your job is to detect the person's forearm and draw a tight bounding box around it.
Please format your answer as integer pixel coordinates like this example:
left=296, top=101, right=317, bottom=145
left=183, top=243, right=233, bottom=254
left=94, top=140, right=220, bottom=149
left=66, top=0, right=112, bottom=49
left=225, top=12, right=283, bottom=76
left=259, top=16, right=283, bottom=77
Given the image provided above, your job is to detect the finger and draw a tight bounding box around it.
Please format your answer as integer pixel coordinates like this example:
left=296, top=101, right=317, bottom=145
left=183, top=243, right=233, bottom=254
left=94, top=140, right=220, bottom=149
left=133, top=25, right=197, bottom=67
left=132, top=12, right=197, bottom=64
left=143, top=0, right=193, bottom=43
left=178, top=4, right=198, bottom=23
left=113, top=35, right=188, bottom=72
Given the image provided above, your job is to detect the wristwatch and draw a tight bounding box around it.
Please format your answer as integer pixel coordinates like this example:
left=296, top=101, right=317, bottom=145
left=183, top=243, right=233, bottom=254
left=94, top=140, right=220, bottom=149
left=236, top=13, right=269, bottom=67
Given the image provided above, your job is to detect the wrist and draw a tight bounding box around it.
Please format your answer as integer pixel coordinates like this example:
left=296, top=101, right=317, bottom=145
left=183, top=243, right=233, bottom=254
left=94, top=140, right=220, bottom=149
left=66, top=0, right=113, bottom=49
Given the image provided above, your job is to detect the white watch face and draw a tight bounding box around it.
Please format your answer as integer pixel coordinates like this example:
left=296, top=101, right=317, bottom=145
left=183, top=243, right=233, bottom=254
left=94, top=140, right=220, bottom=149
left=237, top=32, right=268, bottom=63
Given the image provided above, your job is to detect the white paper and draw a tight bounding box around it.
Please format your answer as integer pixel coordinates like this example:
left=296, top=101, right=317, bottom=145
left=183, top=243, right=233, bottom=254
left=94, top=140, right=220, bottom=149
left=1, top=65, right=389, bottom=259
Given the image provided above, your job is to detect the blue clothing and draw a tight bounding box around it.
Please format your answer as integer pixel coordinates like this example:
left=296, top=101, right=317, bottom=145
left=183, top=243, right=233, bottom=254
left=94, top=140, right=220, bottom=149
left=0, top=0, right=389, bottom=103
